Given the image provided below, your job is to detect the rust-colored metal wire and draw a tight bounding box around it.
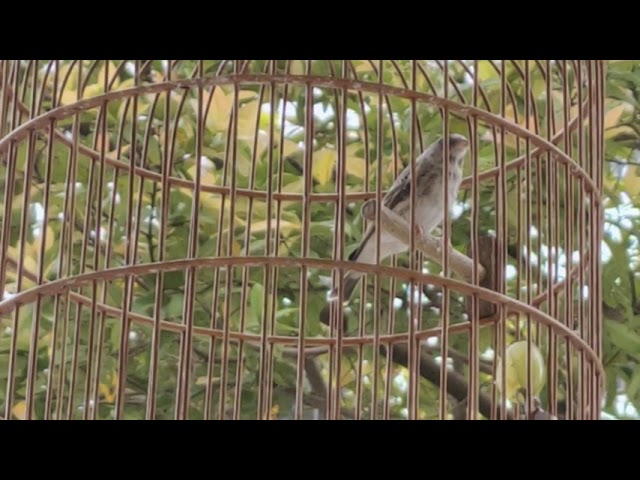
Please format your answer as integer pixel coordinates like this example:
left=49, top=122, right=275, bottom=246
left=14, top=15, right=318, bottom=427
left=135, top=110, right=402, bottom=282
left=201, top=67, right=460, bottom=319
left=0, top=60, right=605, bottom=420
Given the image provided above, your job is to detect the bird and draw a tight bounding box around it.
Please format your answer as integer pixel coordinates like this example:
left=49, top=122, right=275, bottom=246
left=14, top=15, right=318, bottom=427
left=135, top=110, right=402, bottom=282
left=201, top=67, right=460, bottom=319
left=326, top=133, right=469, bottom=310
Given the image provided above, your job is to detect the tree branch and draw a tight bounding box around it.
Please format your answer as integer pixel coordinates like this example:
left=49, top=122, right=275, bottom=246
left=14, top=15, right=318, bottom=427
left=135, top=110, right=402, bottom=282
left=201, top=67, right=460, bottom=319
left=304, top=358, right=328, bottom=398
left=363, top=201, right=487, bottom=282
left=383, top=343, right=513, bottom=420
left=605, top=157, right=640, bottom=167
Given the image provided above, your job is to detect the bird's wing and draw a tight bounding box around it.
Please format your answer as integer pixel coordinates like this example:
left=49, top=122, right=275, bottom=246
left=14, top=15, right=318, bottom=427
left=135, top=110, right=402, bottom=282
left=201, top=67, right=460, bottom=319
left=382, top=166, right=411, bottom=211
left=348, top=225, right=374, bottom=261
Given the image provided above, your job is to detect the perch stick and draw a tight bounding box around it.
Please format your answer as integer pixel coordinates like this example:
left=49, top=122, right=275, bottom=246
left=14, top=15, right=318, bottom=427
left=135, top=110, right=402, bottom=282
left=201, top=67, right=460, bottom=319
left=362, top=200, right=486, bottom=282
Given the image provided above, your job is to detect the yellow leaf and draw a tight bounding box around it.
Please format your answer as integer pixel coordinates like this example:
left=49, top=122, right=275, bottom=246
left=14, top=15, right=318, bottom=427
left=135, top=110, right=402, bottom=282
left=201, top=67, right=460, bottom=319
left=112, top=241, right=127, bottom=257
left=59, top=89, right=79, bottom=107
left=290, top=61, right=306, bottom=75
left=624, top=168, right=640, bottom=197
left=56, top=63, right=80, bottom=105
left=342, top=361, right=374, bottom=390
left=502, top=104, right=537, bottom=130
left=89, top=61, right=117, bottom=96
left=278, top=235, right=297, bottom=255
left=251, top=220, right=300, bottom=237
left=477, top=61, right=497, bottom=82
left=200, top=192, right=223, bottom=214
left=282, top=178, right=304, bottom=193
left=116, top=99, right=136, bottom=124
left=282, top=139, right=300, bottom=158
left=39, top=332, right=52, bottom=353
left=483, top=101, right=577, bottom=149
left=313, top=149, right=335, bottom=186
left=83, top=82, right=105, bottom=100
left=237, top=101, right=260, bottom=141
left=605, top=124, right=635, bottom=140
left=339, top=362, right=356, bottom=387
left=196, top=377, right=207, bottom=386
left=98, top=383, right=112, bottom=402
left=345, top=144, right=366, bottom=179
left=269, top=404, right=279, bottom=420
left=187, top=164, right=217, bottom=186
left=604, top=104, right=629, bottom=130
left=253, top=131, right=270, bottom=161
left=151, top=70, right=165, bottom=84
left=113, top=78, right=136, bottom=92
left=24, top=241, right=39, bottom=267
left=225, top=146, right=252, bottom=178
left=355, top=60, right=377, bottom=74
left=495, top=341, right=546, bottom=402
left=206, top=87, right=233, bottom=132
left=12, top=401, right=27, bottom=420
left=239, top=90, right=258, bottom=102
left=99, top=369, right=118, bottom=403
left=43, top=226, right=55, bottom=254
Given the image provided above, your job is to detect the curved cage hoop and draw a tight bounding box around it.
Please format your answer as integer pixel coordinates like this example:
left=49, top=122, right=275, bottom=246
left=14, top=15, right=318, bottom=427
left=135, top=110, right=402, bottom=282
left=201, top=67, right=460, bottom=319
left=0, top=60, right=604, bottom=420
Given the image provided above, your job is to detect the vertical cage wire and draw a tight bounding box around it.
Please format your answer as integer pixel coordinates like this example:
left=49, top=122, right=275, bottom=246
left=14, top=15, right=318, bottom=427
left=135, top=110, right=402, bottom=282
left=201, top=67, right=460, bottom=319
left=0, top=60, right=604, bottom=420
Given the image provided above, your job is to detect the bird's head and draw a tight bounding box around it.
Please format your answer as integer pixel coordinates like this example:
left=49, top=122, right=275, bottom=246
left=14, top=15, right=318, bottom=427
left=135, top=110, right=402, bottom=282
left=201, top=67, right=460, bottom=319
left=430, top=133, right=469, bottom=166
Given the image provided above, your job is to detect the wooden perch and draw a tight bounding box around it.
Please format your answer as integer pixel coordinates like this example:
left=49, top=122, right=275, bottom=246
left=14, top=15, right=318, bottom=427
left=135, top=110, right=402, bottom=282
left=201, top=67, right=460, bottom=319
left=319, top=200, right=499, bottom=325
left=363, top=199, right=499, bottom=321
left=465, top=234, right=498, bottom=319
left=361, top=199, right=487, bottom=282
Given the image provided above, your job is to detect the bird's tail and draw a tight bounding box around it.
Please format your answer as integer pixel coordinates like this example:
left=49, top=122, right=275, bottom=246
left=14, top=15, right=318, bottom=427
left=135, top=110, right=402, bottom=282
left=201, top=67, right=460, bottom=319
left=322, top=271, right=361, bottom=328
left=327, top=271, right=363, bottom=305
left=326, top=227, right=374, bottom=305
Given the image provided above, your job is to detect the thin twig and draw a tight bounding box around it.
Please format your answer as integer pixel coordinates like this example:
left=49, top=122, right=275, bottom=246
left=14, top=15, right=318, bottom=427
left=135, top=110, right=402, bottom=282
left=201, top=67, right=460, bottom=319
left=304, top=358, right=328, bottom=398
left=384, top=343, right=513, bottom=420
left=605, top=157, right=640, bottom=167
left=370, top=203, right=487, bottom=282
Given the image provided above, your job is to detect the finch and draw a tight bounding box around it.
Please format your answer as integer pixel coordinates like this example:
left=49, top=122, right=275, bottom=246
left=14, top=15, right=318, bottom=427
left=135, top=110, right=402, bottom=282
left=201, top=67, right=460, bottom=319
left=327, top=134, right=469, bottom=309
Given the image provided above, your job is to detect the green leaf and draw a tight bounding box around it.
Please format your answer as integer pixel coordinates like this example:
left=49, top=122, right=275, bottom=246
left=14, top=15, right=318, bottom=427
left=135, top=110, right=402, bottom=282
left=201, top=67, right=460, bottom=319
left=248, top=283, right=264, bottom=328
left=165, top=295, right=184, bottom=319
left=606, top=321, right=640, bottom=355
left=608, top=71, right=640, bottom=88
left=627, top=368, right=640, bottom=404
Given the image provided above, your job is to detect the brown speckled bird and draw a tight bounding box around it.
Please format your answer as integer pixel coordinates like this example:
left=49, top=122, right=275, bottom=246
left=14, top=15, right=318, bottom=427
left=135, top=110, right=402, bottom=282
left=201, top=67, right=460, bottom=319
left=327, top=133, right=469, bottom=306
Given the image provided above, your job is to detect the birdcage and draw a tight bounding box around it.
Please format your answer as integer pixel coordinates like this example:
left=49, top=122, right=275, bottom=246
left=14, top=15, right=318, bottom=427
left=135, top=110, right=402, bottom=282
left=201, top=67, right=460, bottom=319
left=0, top=60, right=604, bottom=420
